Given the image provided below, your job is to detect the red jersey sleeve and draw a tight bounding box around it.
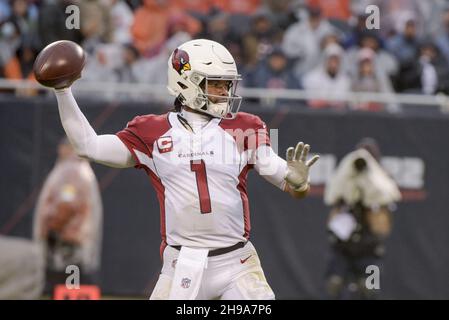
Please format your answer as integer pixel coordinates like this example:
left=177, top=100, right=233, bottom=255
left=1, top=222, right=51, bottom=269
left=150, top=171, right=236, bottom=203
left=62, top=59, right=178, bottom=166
left=116, top=113, right=171, bottom=169
left=219, top=112, right=271, bottom=152
left=247, top=114, right=270, bottom=150
left=116, top=116, right=151, bottom=169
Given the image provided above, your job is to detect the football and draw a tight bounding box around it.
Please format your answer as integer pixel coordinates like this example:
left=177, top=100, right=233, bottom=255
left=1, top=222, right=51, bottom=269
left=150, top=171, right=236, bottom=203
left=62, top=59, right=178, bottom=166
left=33, top=40, right=86, bottom=89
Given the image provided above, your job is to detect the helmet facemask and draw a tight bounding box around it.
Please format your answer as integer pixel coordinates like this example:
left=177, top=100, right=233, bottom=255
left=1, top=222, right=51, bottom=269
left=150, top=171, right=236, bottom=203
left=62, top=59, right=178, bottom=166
left=187, top=72, right=242, bottom=119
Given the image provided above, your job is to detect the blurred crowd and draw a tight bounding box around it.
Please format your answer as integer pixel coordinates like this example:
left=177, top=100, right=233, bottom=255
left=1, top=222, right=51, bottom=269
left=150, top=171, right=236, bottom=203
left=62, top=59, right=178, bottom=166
left=2, top=0, right=449, bottom=109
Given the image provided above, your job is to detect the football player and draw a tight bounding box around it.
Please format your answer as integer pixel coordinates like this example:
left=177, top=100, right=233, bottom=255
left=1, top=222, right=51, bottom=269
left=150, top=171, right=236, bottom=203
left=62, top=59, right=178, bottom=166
left=53, top=39, right=319, bottom=299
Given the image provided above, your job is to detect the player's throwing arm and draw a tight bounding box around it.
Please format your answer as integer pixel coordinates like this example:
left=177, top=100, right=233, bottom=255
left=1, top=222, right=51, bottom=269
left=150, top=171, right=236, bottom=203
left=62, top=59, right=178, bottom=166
left=33, top=40, right=135, bottom=168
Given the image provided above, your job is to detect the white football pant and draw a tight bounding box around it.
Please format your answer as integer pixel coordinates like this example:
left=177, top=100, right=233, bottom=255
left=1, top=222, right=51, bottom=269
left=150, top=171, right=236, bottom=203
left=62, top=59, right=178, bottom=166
left=150, top=241, right=275, bottom=300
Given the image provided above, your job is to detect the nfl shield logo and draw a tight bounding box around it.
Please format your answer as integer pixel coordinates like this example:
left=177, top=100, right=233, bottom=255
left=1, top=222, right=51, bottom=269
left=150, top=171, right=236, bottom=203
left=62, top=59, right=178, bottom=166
left=181, top=277, right=191, bottom=289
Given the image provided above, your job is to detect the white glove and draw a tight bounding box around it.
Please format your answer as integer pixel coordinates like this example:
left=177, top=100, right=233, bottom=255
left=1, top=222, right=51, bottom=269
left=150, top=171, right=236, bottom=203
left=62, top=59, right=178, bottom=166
left=285, top=142, right=320, bottom=192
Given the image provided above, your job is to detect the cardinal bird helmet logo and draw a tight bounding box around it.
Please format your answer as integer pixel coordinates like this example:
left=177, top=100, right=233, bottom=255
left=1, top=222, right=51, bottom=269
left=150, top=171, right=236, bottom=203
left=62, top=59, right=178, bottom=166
left=172, top=48, right=191, bottom=75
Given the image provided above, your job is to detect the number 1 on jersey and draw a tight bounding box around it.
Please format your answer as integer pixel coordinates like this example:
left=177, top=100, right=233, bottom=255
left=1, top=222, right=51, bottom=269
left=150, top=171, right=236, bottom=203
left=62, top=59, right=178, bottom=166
left=190, top=159, right=212, bottom=214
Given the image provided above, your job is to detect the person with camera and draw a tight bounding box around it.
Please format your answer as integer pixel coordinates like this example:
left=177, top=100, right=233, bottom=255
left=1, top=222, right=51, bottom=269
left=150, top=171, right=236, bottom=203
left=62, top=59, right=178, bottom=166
left=323, top=138, right=401, bottom=299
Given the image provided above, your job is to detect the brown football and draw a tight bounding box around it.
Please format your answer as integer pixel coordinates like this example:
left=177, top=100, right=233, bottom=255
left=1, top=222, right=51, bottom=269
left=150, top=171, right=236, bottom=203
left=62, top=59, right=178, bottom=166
left=33, top=40, right=86, bottom=89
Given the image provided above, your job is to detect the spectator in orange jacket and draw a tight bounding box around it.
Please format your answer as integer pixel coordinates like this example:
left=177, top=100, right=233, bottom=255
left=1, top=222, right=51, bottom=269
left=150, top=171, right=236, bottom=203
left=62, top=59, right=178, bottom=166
left=131, top=0, right=201, bottom=58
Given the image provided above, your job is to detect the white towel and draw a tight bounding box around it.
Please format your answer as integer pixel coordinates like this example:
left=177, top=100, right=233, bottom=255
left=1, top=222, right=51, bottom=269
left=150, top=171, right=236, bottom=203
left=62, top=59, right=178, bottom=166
left=168, top=247, right=209, bottom=300
left=324, top=149, right=401, bottom=207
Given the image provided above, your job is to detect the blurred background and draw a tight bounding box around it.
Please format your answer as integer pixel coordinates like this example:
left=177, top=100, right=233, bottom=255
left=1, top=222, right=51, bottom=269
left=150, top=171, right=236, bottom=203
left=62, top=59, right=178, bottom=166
left=1, top=0, right=449, bottom=299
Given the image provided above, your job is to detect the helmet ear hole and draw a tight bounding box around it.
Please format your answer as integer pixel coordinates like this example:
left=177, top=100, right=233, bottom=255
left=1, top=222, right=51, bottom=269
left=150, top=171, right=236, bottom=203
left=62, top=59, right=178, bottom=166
left=177, top=81, right=188, bottom=89
left=199, top=79, right=206, bottom=91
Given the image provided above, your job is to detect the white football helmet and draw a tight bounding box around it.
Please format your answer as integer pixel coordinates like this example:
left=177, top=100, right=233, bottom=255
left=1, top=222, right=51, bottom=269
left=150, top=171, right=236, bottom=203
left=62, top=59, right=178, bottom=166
left=167, top=39, right=242, bottom=119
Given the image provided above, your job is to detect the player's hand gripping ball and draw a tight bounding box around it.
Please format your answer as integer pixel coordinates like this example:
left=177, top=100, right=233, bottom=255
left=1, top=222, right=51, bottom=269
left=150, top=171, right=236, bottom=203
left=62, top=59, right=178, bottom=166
left=33, top=40, right=86, bottom=89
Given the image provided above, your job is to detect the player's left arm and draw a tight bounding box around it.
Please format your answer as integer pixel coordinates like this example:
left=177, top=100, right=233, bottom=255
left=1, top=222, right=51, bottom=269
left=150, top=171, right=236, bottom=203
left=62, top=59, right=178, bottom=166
left=254, top=142, right=319, bottom=199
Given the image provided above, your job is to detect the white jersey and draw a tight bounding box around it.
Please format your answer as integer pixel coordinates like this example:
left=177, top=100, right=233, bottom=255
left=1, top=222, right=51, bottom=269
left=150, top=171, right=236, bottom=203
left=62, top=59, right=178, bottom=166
left=116, top=111, right=286, bottom=254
